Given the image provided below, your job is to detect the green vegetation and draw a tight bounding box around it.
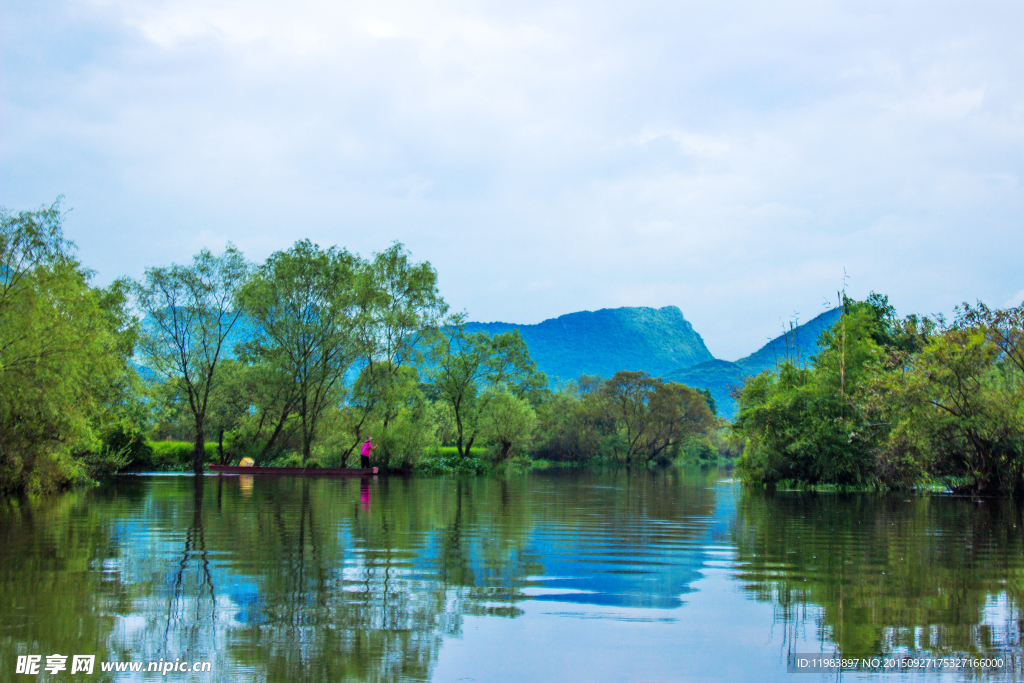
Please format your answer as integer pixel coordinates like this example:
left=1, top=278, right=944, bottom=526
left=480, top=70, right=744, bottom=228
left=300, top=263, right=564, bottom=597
left=734, top=294, right=1024, bottom=493
left=0, top=200, right=141, bottom=493
left=532, top=371, right=720, bottom=466
left=11, top=196, right=1019, bottom=494
left=131, top=244, right=250, bottom=474
left=426, top=315, right=545, bottom=459
left=665, top=308, right=841, bottom=419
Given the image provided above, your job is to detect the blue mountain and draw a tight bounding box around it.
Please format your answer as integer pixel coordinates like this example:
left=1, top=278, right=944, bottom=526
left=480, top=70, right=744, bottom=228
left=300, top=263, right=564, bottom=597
left=468, top=306, right=840, bottom=420
left=664, top=308, right=841, bottom=418
left=466, top=306, right=714, bottom=383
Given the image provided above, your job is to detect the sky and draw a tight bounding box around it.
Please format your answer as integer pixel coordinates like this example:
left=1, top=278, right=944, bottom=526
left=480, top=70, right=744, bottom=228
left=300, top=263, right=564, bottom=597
left=2, top=0, right=1022, bottom=360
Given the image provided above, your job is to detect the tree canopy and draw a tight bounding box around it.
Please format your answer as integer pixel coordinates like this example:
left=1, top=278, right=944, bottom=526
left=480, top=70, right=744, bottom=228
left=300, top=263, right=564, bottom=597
left=0, top=200, right=138, bottom=493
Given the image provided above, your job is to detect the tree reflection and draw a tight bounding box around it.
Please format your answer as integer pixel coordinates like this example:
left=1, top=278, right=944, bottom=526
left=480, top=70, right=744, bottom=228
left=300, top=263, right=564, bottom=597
left=2, top=470, right=726, bottom=682
left=732, top=490, right=1024, bottom=657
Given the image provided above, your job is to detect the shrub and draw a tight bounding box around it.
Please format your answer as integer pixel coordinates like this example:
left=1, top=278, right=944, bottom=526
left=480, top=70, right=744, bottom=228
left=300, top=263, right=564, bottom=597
left=145, top=441, right=218, bottom=471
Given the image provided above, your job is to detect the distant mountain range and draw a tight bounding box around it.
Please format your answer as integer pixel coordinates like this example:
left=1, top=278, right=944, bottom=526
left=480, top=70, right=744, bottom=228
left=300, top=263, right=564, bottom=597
left=664, top=308, right=840, bottom=418
left=468, top=306, right=840, bottom=419
left=466, top=306, right=714, bottom=383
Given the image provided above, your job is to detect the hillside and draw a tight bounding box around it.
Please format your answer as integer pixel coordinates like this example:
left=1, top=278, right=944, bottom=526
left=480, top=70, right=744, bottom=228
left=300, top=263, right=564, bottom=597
left=466, top=306, right=714, bottom=383
left=664, top=308, right=840, bottom=418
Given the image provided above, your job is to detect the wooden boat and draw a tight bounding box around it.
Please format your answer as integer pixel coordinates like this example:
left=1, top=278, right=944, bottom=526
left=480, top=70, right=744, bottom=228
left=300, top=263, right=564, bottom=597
left=209, top=465, right=378, bottom=476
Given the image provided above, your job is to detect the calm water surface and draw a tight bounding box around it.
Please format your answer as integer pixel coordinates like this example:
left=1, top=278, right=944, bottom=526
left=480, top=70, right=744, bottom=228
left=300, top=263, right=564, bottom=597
left=2, top=469, right=1023, bottom=681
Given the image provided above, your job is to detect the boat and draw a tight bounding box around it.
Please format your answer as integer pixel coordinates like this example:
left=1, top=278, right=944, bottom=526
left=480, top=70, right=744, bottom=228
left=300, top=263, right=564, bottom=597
left=209, top=465, right=378, bottom=476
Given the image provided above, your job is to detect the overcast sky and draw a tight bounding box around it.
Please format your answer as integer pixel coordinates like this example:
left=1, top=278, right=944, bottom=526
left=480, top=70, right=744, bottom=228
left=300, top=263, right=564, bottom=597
left=2, top=0, right=1022, bottom=360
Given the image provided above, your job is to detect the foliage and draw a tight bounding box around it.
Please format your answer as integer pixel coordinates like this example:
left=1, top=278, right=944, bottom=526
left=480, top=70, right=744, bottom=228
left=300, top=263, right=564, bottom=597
left=328, top=366, right=436, bottom=470
left=735, top=301, right=896, bottom=486
left=0, top=199, right=139, bottom=493
left=342, top=244, right=448, bottom=462
left=415, top=448, right=491, bottom=475
left=426, top=316, right=545, bottom=458
left=238, top=240, right=358, bottom=463
left=533, top=376, right=616, bottom=462
left=143, top=441, right=220, bottom=471
left=477, top=389, right=538, bottom=462
left=601, top=371, right=717, bottom=464
left=532, top=373, right=716, bottom=466
left=132, top=245, right=249, bottom=473
left=876, top=304, right=1024, bottom=493
left=734, top=294, right=1024, bottom=493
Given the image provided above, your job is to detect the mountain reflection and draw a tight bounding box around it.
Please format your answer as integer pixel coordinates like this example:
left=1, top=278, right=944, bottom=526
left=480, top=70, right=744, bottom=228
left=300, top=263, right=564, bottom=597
left=1, top=471, right=727, bottom=682
left=731, top=490, right=1024, bottom=658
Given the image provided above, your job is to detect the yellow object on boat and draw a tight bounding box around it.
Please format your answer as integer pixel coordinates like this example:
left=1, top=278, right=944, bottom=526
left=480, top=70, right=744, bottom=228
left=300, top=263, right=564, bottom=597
left=239, top=457, right=255, bottom=467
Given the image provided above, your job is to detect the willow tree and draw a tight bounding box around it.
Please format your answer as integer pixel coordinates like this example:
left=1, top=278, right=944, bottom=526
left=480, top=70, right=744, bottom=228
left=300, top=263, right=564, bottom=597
left=601, top=371, right=716, bottom=464
left=239, top=240, right=360, bottom=462
left=0, top=199, right=136, bottom=492
left=426, top=317, right=544, bottom=458
left=344, top=243, right=447, bottom=462
left=133, top=246, right=250, bottom=474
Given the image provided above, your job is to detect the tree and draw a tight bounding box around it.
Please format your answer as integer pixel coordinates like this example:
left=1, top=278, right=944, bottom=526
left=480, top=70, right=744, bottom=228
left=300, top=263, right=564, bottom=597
left=879, top=304, right=1024, bottom=493
left=601, top=371, right=658, bottom=461
left=132, top=245, right=250, bottom=474
left=644, top=382, right=716, bottom=463
left=478, top=389, right=538, bottom=462
left=601, top=371, right=715, bottom=464
left=533, top=376, right=615, bottom=462
left=0, top=199, right=137, bottom=492
left=342, top=244, right=447, bottom=462
left=427, top=316, right=545, bottom=458
left=735, top=302, right=887, bottom=485
left=343, top=364, right=434, bottom=469
left=238, top=240, right=359, bottom=462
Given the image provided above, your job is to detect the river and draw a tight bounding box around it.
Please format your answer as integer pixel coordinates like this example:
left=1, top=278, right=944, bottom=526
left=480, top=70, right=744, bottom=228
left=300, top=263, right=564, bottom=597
left=2, top=469, right=1022, bottom=681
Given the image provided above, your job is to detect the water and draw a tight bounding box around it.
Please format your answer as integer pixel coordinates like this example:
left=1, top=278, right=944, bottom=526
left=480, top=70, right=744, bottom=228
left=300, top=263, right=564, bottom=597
left=1, top=469, right=1022, bottom=681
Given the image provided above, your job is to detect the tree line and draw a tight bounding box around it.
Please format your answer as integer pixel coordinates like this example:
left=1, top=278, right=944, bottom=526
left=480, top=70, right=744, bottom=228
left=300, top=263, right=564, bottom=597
left=734, top=293, right=1024, bottom=493
left=1, top=200, right=719, bottom=493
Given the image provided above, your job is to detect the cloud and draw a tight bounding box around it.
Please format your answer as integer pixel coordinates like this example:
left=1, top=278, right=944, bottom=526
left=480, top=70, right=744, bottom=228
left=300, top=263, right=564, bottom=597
left=2, top=0, right=1022, bottom=358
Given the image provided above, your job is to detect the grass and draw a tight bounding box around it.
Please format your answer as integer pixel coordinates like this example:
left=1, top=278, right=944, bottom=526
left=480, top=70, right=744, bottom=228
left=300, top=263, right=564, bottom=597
left=139, top=441, right=220, bottom=471
left=415, top=448, right=491, bottom=475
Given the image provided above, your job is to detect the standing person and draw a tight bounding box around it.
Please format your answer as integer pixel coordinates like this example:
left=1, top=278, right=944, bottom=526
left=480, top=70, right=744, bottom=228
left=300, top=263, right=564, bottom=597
left=360, top=437, right=376, bottom=468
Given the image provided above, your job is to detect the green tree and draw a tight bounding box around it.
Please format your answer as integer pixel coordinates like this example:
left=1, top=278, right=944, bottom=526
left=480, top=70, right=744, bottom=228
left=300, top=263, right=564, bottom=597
left=0, top=200, right=137, bottom=492
left=478, top=389, right=538, bottom=462
left=601, top=371, right=716, bottom=464
left=132, top=245, right=250, bottom=474
left=533, top=376, right=615, bottom=462
left=879, top=304, right=1024, bottom=493
left=342, top=244, right=447, bottom=461
left=427, top=316, right=545, bottom=458
left=238, top=240, right=359, bottom=463
left=735, top=302, right=887, bottom=485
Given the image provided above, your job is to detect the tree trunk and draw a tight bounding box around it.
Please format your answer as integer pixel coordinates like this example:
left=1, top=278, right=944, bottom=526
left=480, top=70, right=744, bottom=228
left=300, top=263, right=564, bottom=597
left=455, top=408, right=465, bottom=457
left=193, top=423, right=205, bottom=476
left=258, top=412, right=288, bottom=463
left=500, top=441, right=511, bottom=461
left=217, top=428, right=226, bottom=465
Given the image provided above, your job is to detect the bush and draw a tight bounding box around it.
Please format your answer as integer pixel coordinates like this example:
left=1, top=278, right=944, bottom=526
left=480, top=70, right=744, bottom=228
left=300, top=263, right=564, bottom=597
left=99, top=426, right=152, bottom=472
left=679, top=436, right=717, bottom=464
left=416, top=448, right=491, bottom=475
left=144, top=441, right=218, bottom=471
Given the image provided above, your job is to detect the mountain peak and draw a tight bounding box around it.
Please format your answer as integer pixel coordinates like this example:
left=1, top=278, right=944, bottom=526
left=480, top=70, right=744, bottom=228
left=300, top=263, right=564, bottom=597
left=466, top=306, right=713, bottom=382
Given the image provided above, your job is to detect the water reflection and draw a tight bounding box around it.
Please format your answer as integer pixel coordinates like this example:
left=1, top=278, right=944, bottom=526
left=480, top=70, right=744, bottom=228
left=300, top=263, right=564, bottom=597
left=732, top=490, right=1024, bottom=659
left=7, top=471, right=1024, bottom=681
left=0, top=472, right=727, bottom=681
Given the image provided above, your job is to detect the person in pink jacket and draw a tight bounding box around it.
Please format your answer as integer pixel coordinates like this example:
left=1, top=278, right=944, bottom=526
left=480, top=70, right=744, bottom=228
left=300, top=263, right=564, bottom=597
left=360, top=437, right=376, bottom=468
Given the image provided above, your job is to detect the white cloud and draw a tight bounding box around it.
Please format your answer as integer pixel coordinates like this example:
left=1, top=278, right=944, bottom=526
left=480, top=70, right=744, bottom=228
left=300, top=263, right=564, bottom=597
left=2, top=0, right=1022, bottom=359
